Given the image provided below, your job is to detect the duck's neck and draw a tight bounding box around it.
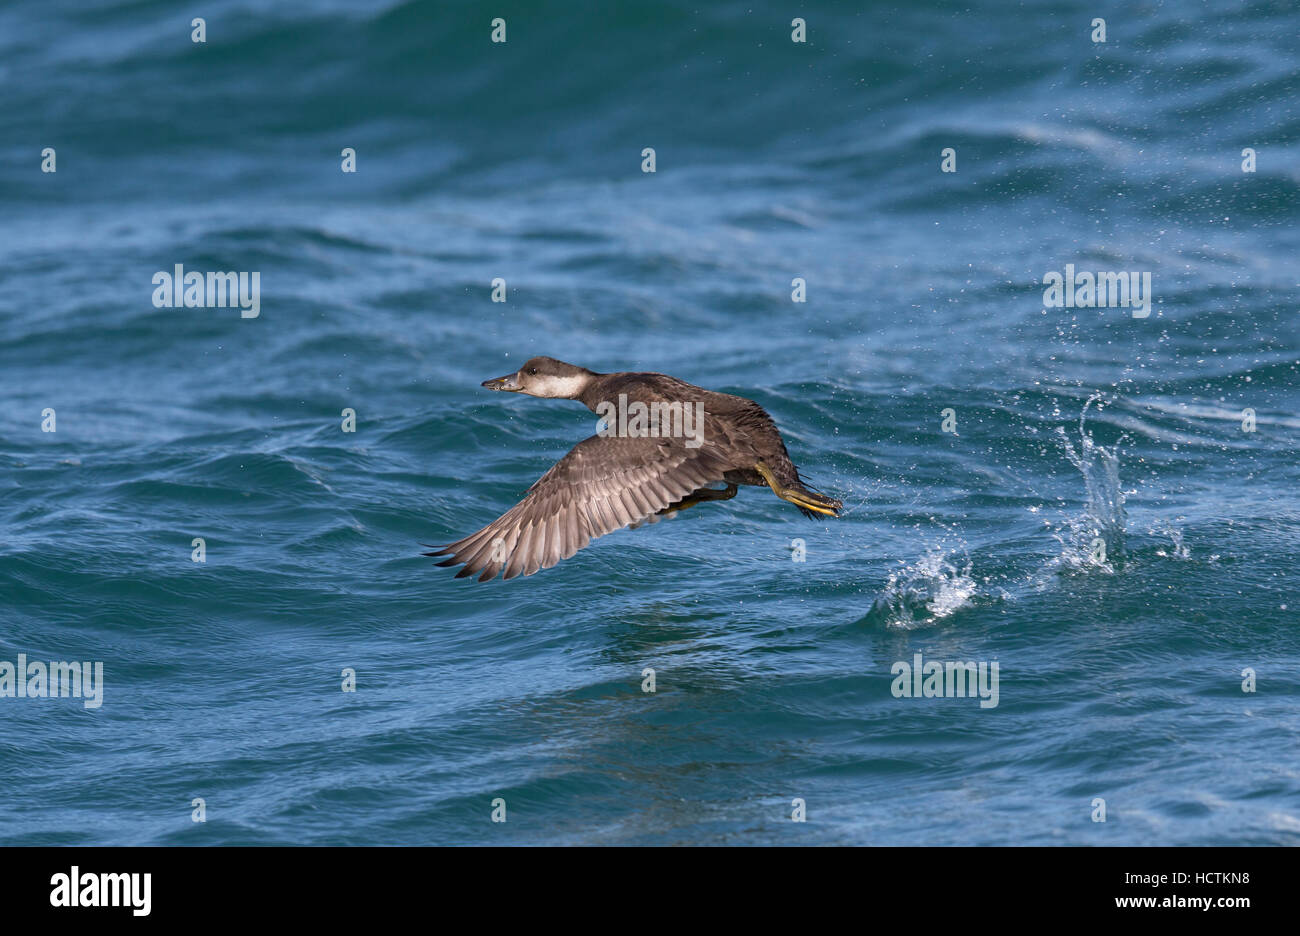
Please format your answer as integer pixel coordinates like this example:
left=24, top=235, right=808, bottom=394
left=576, top=373, right=611, bottom=412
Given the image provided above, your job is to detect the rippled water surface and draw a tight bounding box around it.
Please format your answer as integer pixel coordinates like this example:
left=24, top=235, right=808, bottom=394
left=2, top=0, right=1298, bottom=845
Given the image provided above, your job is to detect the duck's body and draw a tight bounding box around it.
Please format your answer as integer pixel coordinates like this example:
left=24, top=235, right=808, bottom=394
left=427, top=357, right=841, bottom=582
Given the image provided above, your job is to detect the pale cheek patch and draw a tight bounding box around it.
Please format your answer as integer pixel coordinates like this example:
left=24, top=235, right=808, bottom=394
left=528, top=375, right=588, bottom=398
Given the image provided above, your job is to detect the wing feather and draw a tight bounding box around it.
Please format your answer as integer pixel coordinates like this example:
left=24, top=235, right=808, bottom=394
left=428, top=434, right=730, bottom=581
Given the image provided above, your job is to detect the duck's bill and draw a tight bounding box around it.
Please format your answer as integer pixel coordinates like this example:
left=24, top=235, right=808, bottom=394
left=481, top=373, right=522, bottom=391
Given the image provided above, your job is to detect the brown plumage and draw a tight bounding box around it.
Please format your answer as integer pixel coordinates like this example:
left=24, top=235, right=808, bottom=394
left=427, top=357, right=841, bottom=582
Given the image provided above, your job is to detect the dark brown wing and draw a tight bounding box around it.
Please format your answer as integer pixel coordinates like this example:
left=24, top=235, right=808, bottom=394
left=427, top=434, right=732, bottom=582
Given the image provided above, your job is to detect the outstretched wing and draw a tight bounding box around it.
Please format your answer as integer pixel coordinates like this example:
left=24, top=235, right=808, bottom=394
left=427, top=434, right=732, bottom=582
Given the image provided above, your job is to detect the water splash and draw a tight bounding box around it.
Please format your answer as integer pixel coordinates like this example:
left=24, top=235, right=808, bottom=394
left=1150, top=519, right=1192, bottom=559
left=1052, top=395, right=1128, bottom=573
left=866, top=545, right=978, bottom=628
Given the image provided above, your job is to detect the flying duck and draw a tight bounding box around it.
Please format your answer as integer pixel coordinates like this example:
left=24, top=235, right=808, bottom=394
left=427, top=357, right=842, bottom=581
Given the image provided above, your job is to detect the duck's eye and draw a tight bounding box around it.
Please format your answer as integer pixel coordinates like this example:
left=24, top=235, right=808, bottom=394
left=528, top=367, right=537, bottom=375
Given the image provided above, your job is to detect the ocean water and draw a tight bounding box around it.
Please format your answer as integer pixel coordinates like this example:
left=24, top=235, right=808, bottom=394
left=2, top=0, right=1298, bottom=846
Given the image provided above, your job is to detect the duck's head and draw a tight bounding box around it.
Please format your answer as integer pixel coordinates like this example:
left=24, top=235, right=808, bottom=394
left=481, top=356, right=597, bottom=399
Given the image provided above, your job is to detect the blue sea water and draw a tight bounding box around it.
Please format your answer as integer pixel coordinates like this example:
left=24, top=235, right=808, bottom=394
left=1, top=0, right=1298, bottom=845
